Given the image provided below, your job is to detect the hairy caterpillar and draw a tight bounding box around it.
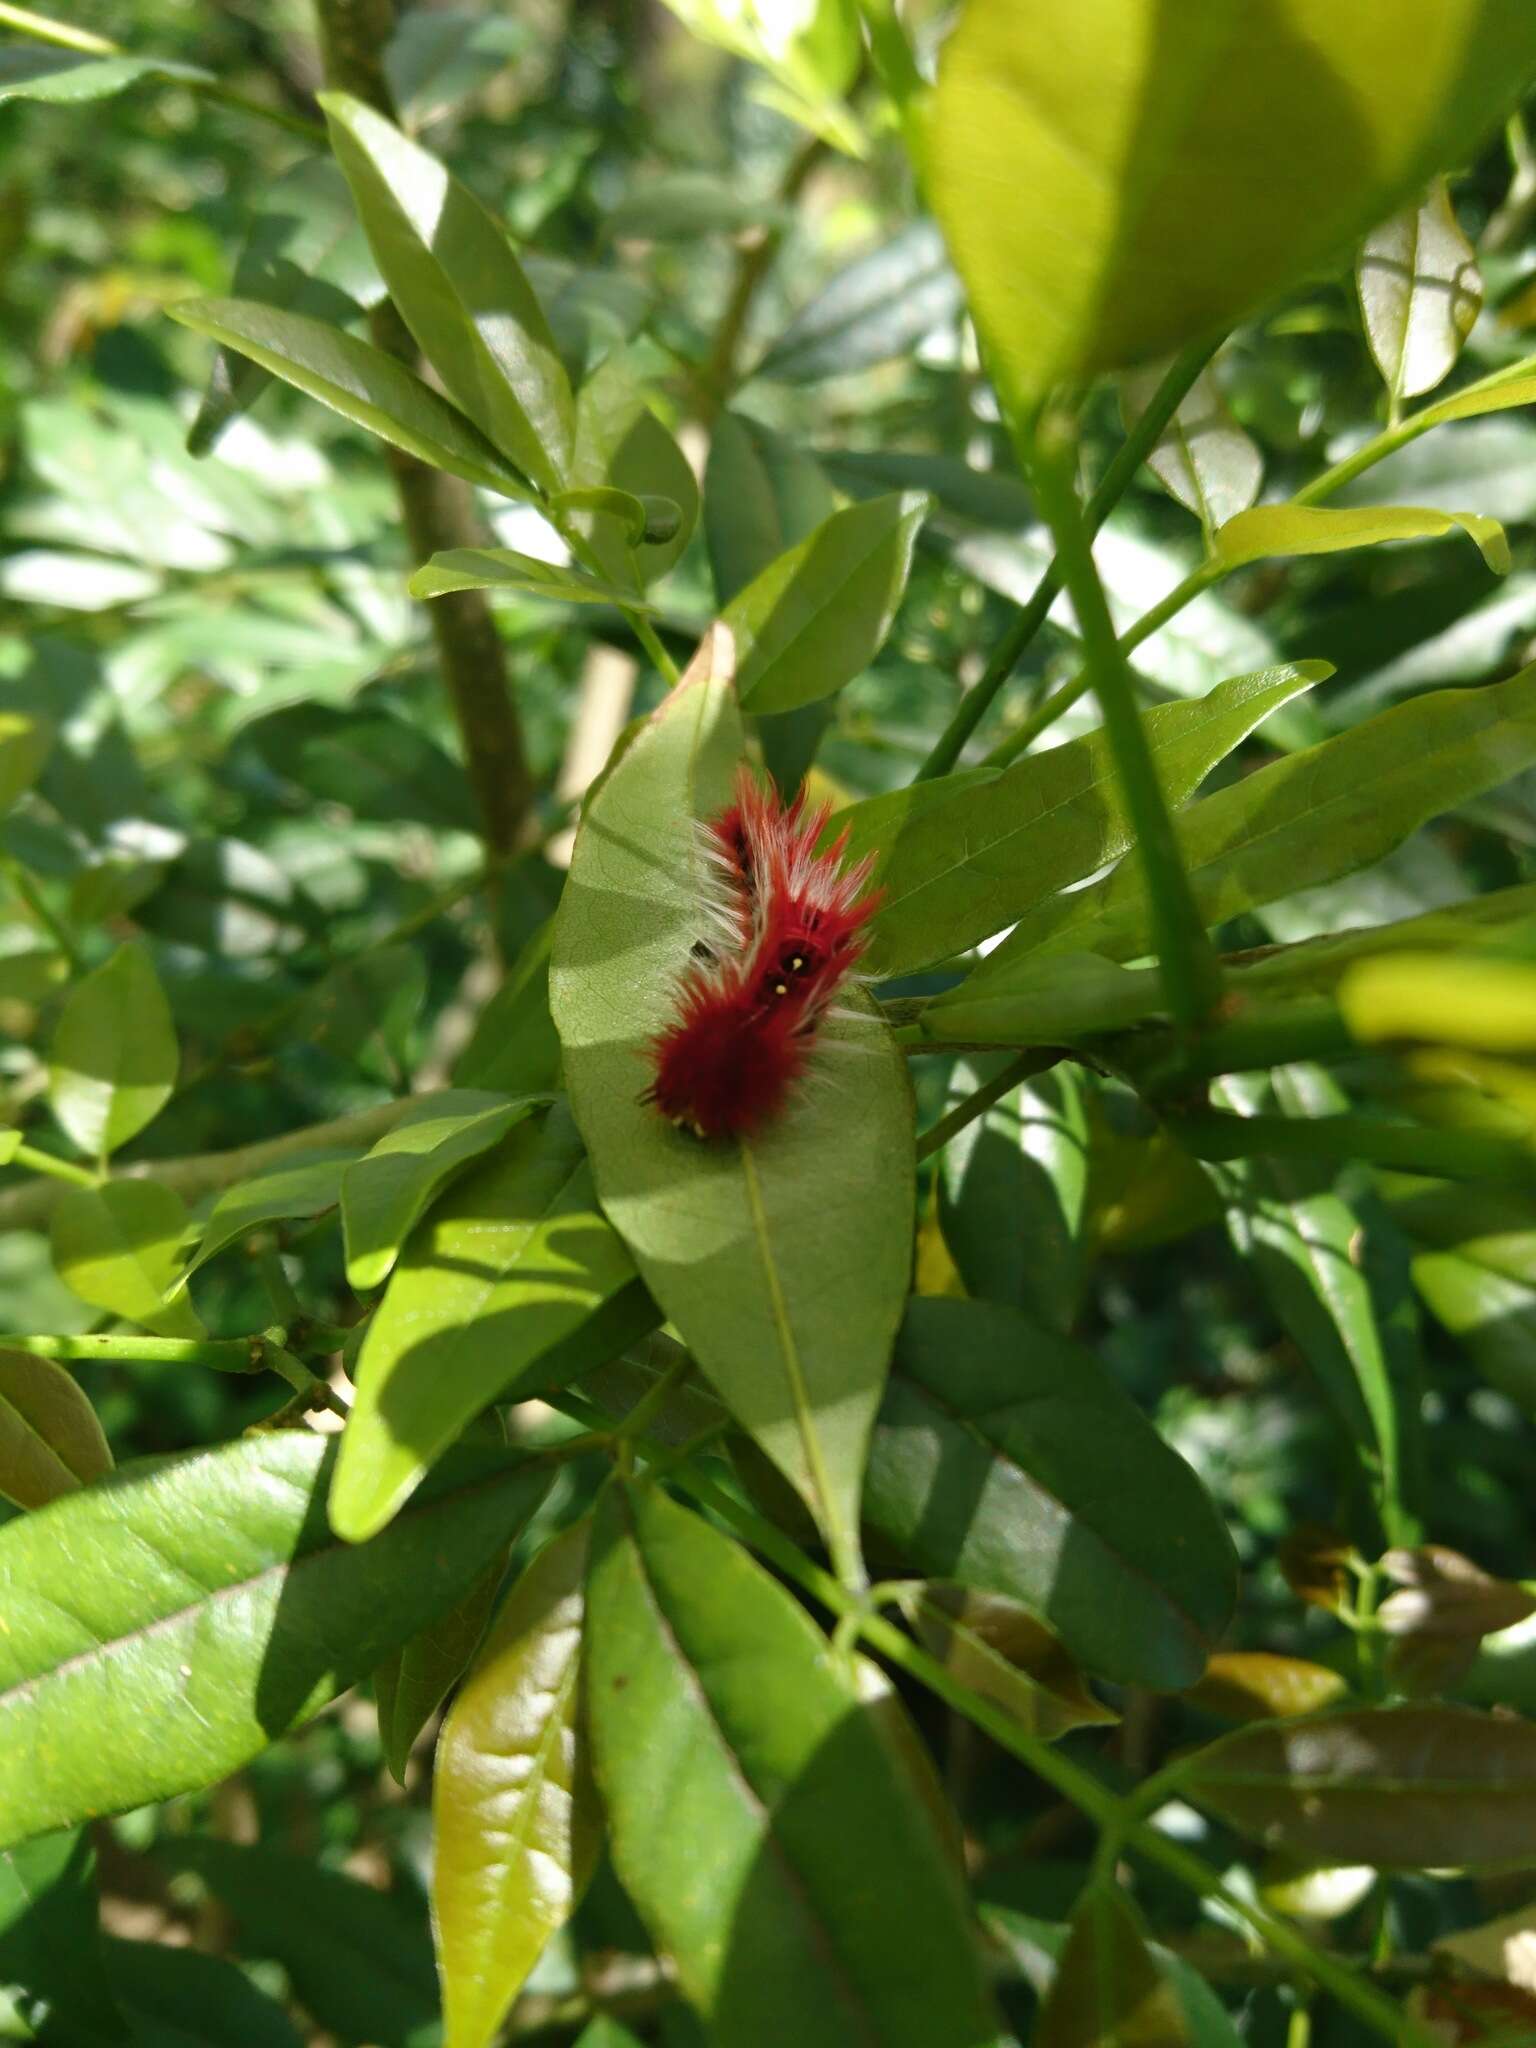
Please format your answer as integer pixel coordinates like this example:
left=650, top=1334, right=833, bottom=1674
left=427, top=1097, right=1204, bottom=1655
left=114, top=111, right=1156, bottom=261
left=643, top=770, right=880, bottom=1140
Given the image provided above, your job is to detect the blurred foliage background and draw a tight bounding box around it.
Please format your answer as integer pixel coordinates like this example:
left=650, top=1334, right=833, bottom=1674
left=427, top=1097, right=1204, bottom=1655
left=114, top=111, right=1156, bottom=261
left=8, top=3, right=1536, bottom=2041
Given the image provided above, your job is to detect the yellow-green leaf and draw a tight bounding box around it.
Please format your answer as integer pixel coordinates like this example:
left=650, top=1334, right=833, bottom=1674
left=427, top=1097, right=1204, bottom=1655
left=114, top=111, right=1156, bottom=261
left=433, top=1521, right=598, bottom=2048
left=928, top=0, right=1536, bottom=418
left=1213, top=501, right=1508, bottom=575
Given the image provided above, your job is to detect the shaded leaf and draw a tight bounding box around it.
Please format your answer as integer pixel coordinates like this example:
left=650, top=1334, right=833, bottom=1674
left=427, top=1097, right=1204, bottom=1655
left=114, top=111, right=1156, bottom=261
left=863, top=1298, right=1236, bottom=1688
left=902, top=1585, right=1118, bottom=1740
left=434, top=1521, right=599, bottom=2048
left=585, top=1481, right=1004, bottom=2046
left=938, top=1060, right=1089, bottom=1332
left=0, top=48, right=209, bottom=103
left=1185, top=1704, right=1536, bottom=1869
left=342, top=1089, right=545, bottom=1292
left=1034, top=1884, right=1189, bottom=2048
left=158, top=1840, right=437, bottom=2048
left=374, top=1551, right=502, bottom=1785
left=49, top=942, right=176, bottom=1161
left=977, top=663, right=1536, bottom=972
left=332, top=1104, right=641, bottom=1540
left=181, top=1149, right=358, bottom=1282
left=453, top=918, right=562, bottom=1097
left=0, top=1829, right=124, bottom=2047
left=550, top=628, right=913, bottom=1581
left=320, top=93, right=573, bottom=490
left=928, top=0, right=1536, bottom=416
left=49, top=1181, right=203, bottom=1337
left=102, top=1936, right=303, bottom=2048
left=567, top=354, right=699, bottom=589
left=854, top=661, right=1329, bottom=978
left=0, top=713, right=51, bottom=816
left=755, top=223, right=963, bottom=384
left=705, top=415, right=836, bottom=608
left=168, top=298, right=534, bottom=499
left=0, top=1349, right=113, bottom=1511
left=725, top=492, right=928, bottom=714
left=187, top=157, right=378, bottom=456
left=0, top=1432, right=549, bottom=1846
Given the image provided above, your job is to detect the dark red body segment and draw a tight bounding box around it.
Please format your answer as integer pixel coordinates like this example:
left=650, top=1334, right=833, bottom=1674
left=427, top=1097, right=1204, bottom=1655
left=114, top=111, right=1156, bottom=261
left=644, top=770, right=879, bottom=1139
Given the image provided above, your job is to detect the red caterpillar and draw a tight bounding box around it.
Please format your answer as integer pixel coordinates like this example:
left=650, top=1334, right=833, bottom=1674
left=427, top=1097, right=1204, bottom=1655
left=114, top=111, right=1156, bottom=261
left=644, top=770, right=879, bottom=1140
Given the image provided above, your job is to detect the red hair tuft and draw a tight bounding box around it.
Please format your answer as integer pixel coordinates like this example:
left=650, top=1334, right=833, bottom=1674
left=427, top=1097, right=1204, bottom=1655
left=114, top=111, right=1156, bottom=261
left=644, top=770, right=879, bottom=1140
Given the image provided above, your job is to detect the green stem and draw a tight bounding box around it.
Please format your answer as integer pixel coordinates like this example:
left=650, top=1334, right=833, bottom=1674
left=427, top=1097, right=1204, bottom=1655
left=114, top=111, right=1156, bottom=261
left=1170, top=1108, right=1535, bottom=1183
left=1293, top=355, right=1536, bottom=506
left=628, top=610, right=681, bottom=687
left=0, top=2, right=114, bottom=52
left=658, top=1456, right=1435, bottom=2048
left=1028, top=408, right=1222, bottom=1028
left=1, top=856, right=85, bottom=974
left=10, top=1143, right=97, bottom=1190
left=920, top=337, right=1220, bottom=779
left=982, top=560, right=1221, bottom=771
left=6, top=1333, right=258, bottom=1369
left=915, top=1051, right=1047, bottom=1162
left=1125, top=999, right=1354, bottom=1096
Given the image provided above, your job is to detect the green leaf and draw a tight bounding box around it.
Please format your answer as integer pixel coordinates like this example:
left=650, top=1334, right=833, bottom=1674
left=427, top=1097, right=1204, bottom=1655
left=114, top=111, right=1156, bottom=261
left=705, top=415, right=837, bottom=607
left=332, top=1104, right=641, bottom=1541
left=453, top=919, right=562, bottom=1097
left=291, top=943, right=426, bottom=1074
left=754, top=223, right=963, bottom=384
left=573, top=2022, right=645, bottom=2048
left=1358, top=180, right=1481, bottom=405
left=0, top=1432, right=549, bottom=1848
left=0, top=713, right=52, bottom=816
left=102, top=1935, right=303, bottom=2048
left=1208, top=1069, right=1412, bottom=1542
left=857, top=661, right=1328, bottom=978
left=49, top=1181, right=203, bottom=1337
left=0, top=48, right=210, bottom=103
left=725, top=492, right=928, bottom=714
left=585, top=1481, right=1005, bottom=2046
left=653, top=0, right=865, bottom=156
left=985, top=1908, right=1239, bottom=2048
left=979, top=662, right=1536, bottom=973
left=938, top=1060, right=1090, bottom=1332
left=606, top=173, right=789, bottom=242
left=704, top=415, right=839, bottom=789
left=1034, top=1883, right=1190, bottom=2048
left=1409, top=1250, right=1536, bottom=1416
left=341, top=1089, right=546, bottom=1292
left=0, top=1829, right=124, bottom=2047
left=928, top=0, right=1536, bottom=418
left=48, top=942, right=176, bottom=1161
left=384, top=7, right=529, bottom=128
left=0, top=1349, right=112, bottom=1512
left=167, top=298, right=534, bottom=499
left=567, top=354, right=699, bottom=589
left=1213, top=501, right=1509, bottom=575
left=902, top=1586, right=1118, bottom=1741
left=863, top=1298, right=1237, bottom=1688
left=408, top=545, right=658, bottom=608
left=1122, top=360, right=1262, bottom=534
left=156, top=1840, right=437, bottom=2048
left=434, top=1520, right=600, bottom=2048
left=374, top=1551, right=501, bottom=1785
left=319, top=93, right=573, bottom=491
left=920, top=952, right=1164, bottom=1049
left=187, top=157, right=378, bottom=457
left=181, top=1149, right=358, bottom=1283
left=1183, top=1703, right=1536, bottom=1870
left=550, top=629, right=914, bottom=1582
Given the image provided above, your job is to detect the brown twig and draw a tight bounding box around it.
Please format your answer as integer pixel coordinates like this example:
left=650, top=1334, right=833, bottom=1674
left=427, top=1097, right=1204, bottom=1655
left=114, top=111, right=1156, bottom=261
left=312, top=0, right=534, bottom=864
